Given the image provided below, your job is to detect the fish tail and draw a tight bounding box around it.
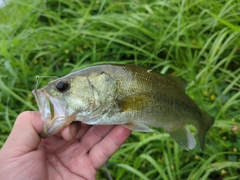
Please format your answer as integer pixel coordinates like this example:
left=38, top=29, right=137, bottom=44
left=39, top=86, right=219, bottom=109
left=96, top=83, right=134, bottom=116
left=198, top=111, right=214, bottom=150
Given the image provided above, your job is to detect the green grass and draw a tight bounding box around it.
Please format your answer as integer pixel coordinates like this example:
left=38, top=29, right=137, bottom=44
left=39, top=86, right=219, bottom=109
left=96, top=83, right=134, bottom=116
left=1, top=0, right=240, bottom=179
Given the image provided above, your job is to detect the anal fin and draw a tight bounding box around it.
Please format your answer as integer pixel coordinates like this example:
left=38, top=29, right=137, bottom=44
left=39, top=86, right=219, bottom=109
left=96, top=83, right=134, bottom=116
left=123, top=122, right=154, bottom=132
left=165, top=126, right=196, bottom=150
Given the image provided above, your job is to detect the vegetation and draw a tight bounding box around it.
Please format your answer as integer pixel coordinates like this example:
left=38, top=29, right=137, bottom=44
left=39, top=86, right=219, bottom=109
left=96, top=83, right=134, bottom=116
left=0, top=0, right=240, bottom=179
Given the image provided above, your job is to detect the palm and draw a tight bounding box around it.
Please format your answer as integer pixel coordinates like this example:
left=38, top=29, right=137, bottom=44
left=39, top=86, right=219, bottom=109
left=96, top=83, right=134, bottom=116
left=40, top=124, right=112, bottom=179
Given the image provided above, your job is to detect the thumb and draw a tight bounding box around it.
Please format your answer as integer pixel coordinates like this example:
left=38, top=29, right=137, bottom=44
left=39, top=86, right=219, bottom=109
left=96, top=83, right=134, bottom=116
left=1, top=111, right=43, bottom=157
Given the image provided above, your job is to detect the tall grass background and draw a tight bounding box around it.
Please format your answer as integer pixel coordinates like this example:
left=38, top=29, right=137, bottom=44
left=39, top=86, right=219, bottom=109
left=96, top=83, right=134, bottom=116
left=0, top=0, right=240, bottom=179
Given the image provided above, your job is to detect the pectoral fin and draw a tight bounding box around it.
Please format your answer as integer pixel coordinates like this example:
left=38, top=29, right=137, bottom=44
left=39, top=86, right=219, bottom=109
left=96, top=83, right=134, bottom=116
left=123, top=122, right=154, bottom=132
left=165, top=126, right=196, bottom=150
left=118, top=93, right=150, bottom=112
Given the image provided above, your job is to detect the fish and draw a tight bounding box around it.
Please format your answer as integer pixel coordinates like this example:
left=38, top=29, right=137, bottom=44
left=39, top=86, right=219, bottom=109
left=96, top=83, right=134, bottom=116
left=32, top=64, right=214, bottom=150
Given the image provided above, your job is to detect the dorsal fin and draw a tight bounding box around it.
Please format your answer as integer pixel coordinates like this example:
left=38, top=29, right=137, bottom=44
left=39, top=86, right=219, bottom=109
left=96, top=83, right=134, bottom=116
left=167, top=76, right=188, bottom=91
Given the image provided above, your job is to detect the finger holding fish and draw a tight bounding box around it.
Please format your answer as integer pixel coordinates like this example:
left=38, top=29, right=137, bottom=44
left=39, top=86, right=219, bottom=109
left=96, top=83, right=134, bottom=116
left=58, top=121, right=81, bottom=141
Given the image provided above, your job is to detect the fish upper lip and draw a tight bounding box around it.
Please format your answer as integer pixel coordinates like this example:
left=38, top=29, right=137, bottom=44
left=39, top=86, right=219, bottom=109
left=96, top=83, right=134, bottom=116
left=32, top=89, right=53, bottom=121
left=32, top=89, right=67, bottom=138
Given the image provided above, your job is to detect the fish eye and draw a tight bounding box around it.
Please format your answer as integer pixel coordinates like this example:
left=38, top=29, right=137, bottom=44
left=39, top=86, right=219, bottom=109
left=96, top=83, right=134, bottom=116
left=56, top=80, right=70, bottom=93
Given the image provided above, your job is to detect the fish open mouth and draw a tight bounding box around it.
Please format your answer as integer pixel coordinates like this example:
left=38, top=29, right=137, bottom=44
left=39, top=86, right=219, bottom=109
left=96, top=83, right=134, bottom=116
left=32, top=89, right=68, bottom=138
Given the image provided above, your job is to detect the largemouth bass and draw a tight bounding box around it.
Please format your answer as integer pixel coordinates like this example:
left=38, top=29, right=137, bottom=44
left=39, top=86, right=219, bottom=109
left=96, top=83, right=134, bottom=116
left=32, top=64, right=214, bottom=150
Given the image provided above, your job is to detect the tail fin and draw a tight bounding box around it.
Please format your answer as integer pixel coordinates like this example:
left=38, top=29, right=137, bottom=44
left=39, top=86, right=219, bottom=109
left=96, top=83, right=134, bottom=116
left=198, top=111, right=214, bottom=150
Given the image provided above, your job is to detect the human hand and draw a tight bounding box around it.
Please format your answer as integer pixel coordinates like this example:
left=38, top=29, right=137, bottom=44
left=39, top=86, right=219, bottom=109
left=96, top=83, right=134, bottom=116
left=0, top=111, right=131, bottom=180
